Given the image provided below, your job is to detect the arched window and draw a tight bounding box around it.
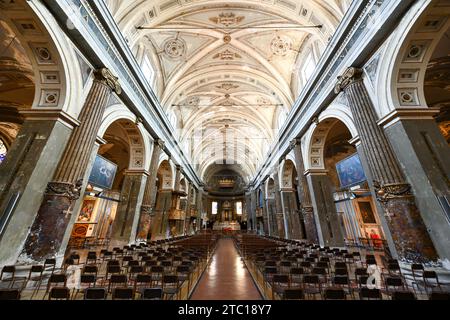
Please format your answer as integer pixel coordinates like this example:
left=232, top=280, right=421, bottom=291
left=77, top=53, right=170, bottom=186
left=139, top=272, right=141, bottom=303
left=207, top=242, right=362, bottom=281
left=277, top=110, right=288, bottom=129
left=235, top=201, right=242, bottom=215
left=212, top=201, right=218, bottom=215
left=168, top=110, right=177, bottom=129
left=0, top=138, right=7, bottom=164
left=141, top=55, right=155, bottom=86
left=301, top=52, right=316, bottom=83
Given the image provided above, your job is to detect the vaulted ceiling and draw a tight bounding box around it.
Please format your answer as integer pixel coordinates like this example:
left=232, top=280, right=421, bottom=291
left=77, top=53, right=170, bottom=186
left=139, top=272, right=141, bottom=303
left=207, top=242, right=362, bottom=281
left=106, top=0, right=351, bottom=182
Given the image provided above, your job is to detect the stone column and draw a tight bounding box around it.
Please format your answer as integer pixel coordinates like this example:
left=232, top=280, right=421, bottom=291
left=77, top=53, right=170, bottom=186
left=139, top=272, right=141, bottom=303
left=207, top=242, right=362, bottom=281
left=136, top=139, right=164, bottom=241
left=280, top=188, right=303, bottom=239
left=0, top=111, right=78, bottom=266
left=380, top=110, right=450, bottom=261
left=291, top=139, right=319, bottom=243
left=245, top=192, right=251, bottom=230
left=174, top=165, right=181, bottom=191
left=250, top=191, right=257, bottom=231
left=151, top=190, right=172, bottom=239
left=306, top=170, right=345, bottom=247
left=335, top=67, right=438, bottom=263
left=171, top=165, right=182, bottom=236
left=183, top=183, right=192, bottom=235
left=196, top=189, right=204, bottom=232
left=110, top=170, right=147, bottom=247
left=19, top=68, right=121, bottom=262
left=265, top=197, right=276, bottom=236
left=273, top=170, right=286, bottom=238
left=261, top=187, right=270, bottom=235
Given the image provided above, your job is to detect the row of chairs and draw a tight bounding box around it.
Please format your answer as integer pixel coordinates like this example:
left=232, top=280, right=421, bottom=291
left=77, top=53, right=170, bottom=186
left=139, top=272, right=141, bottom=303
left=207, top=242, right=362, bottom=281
left=236, top=234, right=450, bottom=300
left=0, top=234, right=218, bottom=300
left=0, top=287, right=163, bottom=300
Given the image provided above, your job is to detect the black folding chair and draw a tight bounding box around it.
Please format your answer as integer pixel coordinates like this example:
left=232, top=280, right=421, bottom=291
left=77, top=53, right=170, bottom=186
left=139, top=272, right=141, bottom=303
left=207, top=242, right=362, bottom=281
left=48, top=287, right=70, bottom=300
left=84, top=288, right=107, bottom=300
left=112, top=287, right=134, bottom=300
left=142, top=288, right=163, bottom=300
left=0, top=289, right=21, bottom=300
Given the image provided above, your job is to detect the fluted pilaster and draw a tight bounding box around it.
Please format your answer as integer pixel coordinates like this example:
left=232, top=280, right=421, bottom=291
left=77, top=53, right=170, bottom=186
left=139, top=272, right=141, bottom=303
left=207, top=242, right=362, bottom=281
left=21, top=68, right=121, bottom=262
left=272, top=169, right=286, bottom=238
left=335, top=67, right=437, bottom=263
left=291, top=139, right=319, bottom=243
left=136, top=139, right=164, bottom=240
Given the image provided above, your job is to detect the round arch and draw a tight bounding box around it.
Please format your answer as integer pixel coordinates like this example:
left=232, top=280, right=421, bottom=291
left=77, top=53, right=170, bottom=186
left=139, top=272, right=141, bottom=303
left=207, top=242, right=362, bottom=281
left=376, top=0, right=450, bottom=115
left=1, top=0, right=84, bottom=116
left=98, top=109, right=148, bottom=172
left=265, top=177, right=275, bottom=199
left=279, top=159, right=297, bottom=189
left=303, top=104, right=357, bottom=171
left=157, top=159, right=174, bottom=190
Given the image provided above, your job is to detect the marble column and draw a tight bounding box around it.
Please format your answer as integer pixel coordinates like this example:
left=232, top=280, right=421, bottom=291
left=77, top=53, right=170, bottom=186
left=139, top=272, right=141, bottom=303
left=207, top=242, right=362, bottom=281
left=291, top=139, right=319, bottom=243
left=151, top=190, right=172, bottom=239
left=250, top=191, right=257, bottom=232
left=280, top=188, right=303, bottom=239
left=196, top=189, right=204, bottom=232
left=174, top=165, right=181, bottom=192
left=306, top=170, right=345, bottom=247
left=183, top=183, right=192, bottom=235
left=335, top=67, right=438, bottom=263
left=380, top=110, right=450, bottom=261
left=136, top=139, right=164, bottom=241
left=110, top=170, right=147, bottom=247
left=20, top=68, right=121, bottom=262
left=265, top=197, right=276, bottom=236
left=0, top=111, right=77, bottom=266
left=273, top=170, right=286, bottom=238
left=261, top=188, right=270, bottom=235
left=171, top=165, right=183, bottom=236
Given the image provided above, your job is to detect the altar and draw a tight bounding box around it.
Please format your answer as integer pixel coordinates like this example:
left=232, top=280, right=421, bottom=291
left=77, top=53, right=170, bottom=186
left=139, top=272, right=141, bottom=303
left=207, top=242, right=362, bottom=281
left=213, top=221, right=241, bottom=231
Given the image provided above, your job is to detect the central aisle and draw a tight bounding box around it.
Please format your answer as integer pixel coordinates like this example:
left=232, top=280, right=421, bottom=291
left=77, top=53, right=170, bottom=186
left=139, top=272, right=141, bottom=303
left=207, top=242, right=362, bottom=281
left=190, top=238, right=262, bottom=300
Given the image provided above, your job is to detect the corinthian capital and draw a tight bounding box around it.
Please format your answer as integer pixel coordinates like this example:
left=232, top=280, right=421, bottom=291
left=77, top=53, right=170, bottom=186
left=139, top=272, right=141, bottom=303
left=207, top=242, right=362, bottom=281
left=155, top=138, right=165, bottom=149
left=46, top=179, right=83, bottom=200
left=334, top=67, right=364, bottom=94
left=94, top=68, right=122, bottom=94
left=289, top=138, right=301, bottom=149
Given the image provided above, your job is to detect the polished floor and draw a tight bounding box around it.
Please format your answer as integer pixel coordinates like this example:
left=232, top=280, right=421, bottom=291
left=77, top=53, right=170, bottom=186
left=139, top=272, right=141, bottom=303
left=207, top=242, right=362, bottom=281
left=190, top=238, right=262, bottom=300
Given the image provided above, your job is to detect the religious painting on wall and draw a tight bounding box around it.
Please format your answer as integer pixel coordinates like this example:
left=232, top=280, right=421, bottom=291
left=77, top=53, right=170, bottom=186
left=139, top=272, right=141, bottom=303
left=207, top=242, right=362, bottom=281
left=358, top=201, right=376, bottom=224
left=88, top=155, right=118, bottom=190
left=336, top=153, right=367, bottom=188
left=78, top=199, right=96, bottom=222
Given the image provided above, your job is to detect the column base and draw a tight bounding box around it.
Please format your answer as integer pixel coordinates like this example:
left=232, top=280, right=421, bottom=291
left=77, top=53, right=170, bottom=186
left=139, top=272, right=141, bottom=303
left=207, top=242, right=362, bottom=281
left=19, top=184, right=78, bottom=263
left=136, top=207, right=152, bottom=241
left=302, top=206, right=319, bottom=244
left=275, top=213, right=286, bottom=238
left=381, top=193, right=438, bottom=264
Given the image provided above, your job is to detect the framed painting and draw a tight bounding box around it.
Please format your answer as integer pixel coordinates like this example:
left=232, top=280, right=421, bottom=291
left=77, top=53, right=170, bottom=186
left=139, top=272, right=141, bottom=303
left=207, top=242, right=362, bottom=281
left=78, top=199, right=96, bottom=222
left=358, top=201, right=377, bottom=224
left=88, top=155, right=118, bottom=190
left=336, top=153, right=367, bottom=188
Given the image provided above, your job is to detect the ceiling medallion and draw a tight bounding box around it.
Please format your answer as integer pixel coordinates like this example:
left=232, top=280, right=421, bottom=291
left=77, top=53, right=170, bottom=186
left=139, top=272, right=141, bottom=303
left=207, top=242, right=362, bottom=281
left=209, top=12, right=245, bottom=27
left=270, top=35, right=293, bottom=56
left=213, top=49, right=242, bottom=61
left=223, top=34, right=232, bottom=44
left=163, top=37, right=186, bottom=59
left=216, top=83, right=239, bottom=90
